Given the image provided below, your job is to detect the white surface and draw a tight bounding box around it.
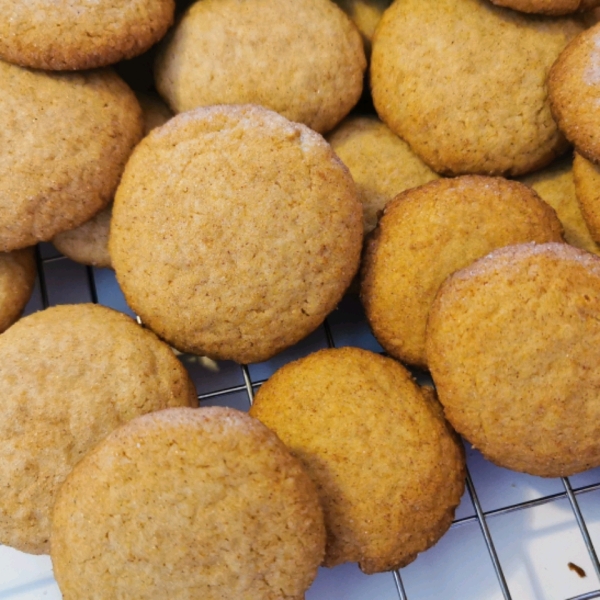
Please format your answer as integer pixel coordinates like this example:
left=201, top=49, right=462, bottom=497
left=2, top=249, right=600, bottom=600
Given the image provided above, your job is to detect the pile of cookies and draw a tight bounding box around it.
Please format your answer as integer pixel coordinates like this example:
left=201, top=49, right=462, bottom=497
left=3, top=0, right=600, bottom=597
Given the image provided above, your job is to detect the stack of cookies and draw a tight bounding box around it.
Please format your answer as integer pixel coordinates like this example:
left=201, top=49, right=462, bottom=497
left=4, top=0, right=600, bottom=597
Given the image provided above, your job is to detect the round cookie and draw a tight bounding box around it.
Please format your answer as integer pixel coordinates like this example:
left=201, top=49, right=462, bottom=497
left=0, top=247, right=36, bottom=332
left=427, top=242, right=600, bottom=477
left=371, top=0, right=582, bottom=176
left=52, top=93, right=173, bottom=268
left=361, top=176, right=564, bottom=368
left=520, top=154, right=600, bottom=254
left=0, top=61, right=143, bottom=252
left=51, top=407, right=325, bottom=599
left=333, top=0, right=392, bottom=54
left=489, top=0, right=600, bottom=14
left=0, top=0, right=175, bottom=71
left=549, top=22, right=600, bottom=164
left=110, top=104, right=363, bottom=364
left=249, top=347, right=465, bottom=573
left=0, top=303, right=197, bottom=554
left=327, top=116, right=439, bottom=234
left=154, top=0, right=366, bottom=134
left=573, top=151, right=600, bottom=241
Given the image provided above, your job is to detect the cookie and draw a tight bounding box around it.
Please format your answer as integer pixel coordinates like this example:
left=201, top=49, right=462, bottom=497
left=154, top=0, right=366, bottom=134
left=361, top=176, right=564, bottom=368
left=52, top=93, right=173, bottom=268
left=0, top=0, right=175, bottom=70
left=333, top=0, right=392, bottom=54
left=327, top=115, right=439, bottom=234
left=0, top=303, right=197, bottom=554
left=51, top=407, right=325, bottom=599
left=0, top=61, right=143, bottom=252
left=489, top=0, right=600, bottom=14
left=573, top=151, right=600, bottom=241
left=110, top=104, right=363, bottom=364
left=427, top=242, right=600, bottom=477
left=249, top=347, right=465, bottom=573
left=520, top=154, right=600, bottom=254
left=549, top=22, right=600, bottom=163
left=371, top=0, right=582, bottom=175
left=0, top=247, right=36, bottom=332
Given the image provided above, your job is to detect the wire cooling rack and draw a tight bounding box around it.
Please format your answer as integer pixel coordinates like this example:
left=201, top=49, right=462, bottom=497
left=2, top=244, right=600, bottom=600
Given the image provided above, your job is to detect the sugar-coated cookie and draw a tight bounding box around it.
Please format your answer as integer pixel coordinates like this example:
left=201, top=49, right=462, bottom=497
left=0, top=303, right=197, bottom=554
left=361, top=176, right=564, bottom=368
left=333, top=0, right=392, bottom=54
left=0, top=0, right=175, bottom=70
left=155, top=0, right=366, bottom=133
left=573, top=150, right=600, bottom=241
left=51, top=407, right=325, bottom=599
left=0, top=247, right=35, bottom=332
left=110, top=104, right=363, bottom=364
left=371, top=0, right=582, bottom=175
left=427, top=242, right=600, bottom=477
left=0, top=61, right=143, bottom=252
left=250, top=347, right=465, bottom=573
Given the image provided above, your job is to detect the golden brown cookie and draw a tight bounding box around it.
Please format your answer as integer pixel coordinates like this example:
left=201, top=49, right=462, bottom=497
left=573, top=151, right=600, bottom=241
left=489, top=0, right=600, bottom=14
left=327, top=116, right=439, bottom=234
left=154, top=0, right=366, bottom=134
left=0, top=303, right=197, bottom=554
left=371, top=0, right=582, bottom=175
left=249, top=347, right=465, bottom=573
left=0, top=61, right=143, bottom=252
left=520, top=154, right=600, bottom=254
left=0, top=247, right=36, bottom=332
left=427, top=242, right=600, bottom=477
left=361, top=176, right=564, bottom=368
left=549, top=22, right=600, bottom=163
left=52, top=93, right=172, bottom=268
left=51, top=407, right=325, bottom=599
left=0, top=0, right=175, bottom=70
left=110, top=104, right=363, bottom=364
left=333, top=0, right=392, bottom=54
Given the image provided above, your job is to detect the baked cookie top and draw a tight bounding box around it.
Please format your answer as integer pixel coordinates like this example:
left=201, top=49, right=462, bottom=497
left=327, top=115, right=439, bottom=234
left=549, top=22, right=600, bottom=163
left=0, top=247, right=36, bottom=333
left=573, top=151, right=600, bottom=241
left=249, top=347, right=465, bottom=573
left=0, top=303, right=197, bottom=554
left=154, top=0, right=366, bottom=133
left=361, top=176, right=564, bottom=368
left=51, top=407, right=325, bottom=599
left=371, top=0, right=582, bottom=176
left=489, top=0, right=600, bottom=14
left=0, top=0, right=175, bottom=70
left=520, top=154, right=600, bottom=254
left=427, top=242, right=600, bottom=477
left=110, top=104, right=363, bottom=364
left=0, top=61, right=143, bottom=252
left=52, top=92, right=172, bottom=269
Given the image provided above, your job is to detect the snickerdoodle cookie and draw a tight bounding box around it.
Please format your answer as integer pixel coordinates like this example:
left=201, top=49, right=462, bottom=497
left=0, top=247, right=35, bottom=332
left=0, top=61, right=143, bottom=252
left=427, top=242, right=600, bottom=477
left=333, top=0, right=392, bottom=54
left=361, top=176, right=564, bottom=368
left=51, top=407, right=325, bottom=599
left=52, top=93, right=172, bottom=268
left=371, top=0, right=582, bottom=175
left=154, top=0, right=366, bottom=133
left=249, top=347, right=465, bottom=573
left=489, top=0, right=600, bottom=14
left=0, top=303, right=197, bottom=554
left=0, top=0, right=175, bottom=70
left=520, top=154, right=600, bottom=254
left=327, top=116, right=439, bottom=234
left=573, top=151, right=600, bottom=241
left=110, top=104, right=363, bottom=364
left=549, top=22, right=600, bottom=164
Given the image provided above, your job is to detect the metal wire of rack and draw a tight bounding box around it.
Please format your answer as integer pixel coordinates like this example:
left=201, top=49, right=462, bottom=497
left=2, top=245, right=600, bottom=600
